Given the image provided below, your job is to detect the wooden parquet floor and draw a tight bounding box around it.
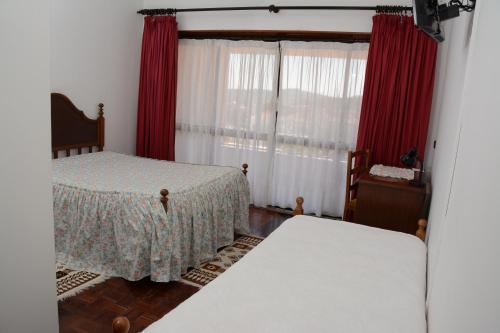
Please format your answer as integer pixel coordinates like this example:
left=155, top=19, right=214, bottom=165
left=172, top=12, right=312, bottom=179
left=58, top=207, right=288, bottom=333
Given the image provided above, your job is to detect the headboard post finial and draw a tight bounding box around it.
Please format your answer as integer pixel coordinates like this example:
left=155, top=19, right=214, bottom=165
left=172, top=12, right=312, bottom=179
left=242, top=163, right=248, bottom=176
left=97, top=102, right=105, bottom=151
left=98, top=103, right=104, bottom=117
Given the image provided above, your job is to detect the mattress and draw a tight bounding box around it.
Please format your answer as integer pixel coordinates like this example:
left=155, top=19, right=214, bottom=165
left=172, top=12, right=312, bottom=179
left=52, top=151, right=250, bottom=282
left=145, top=215, right=427, bottom=333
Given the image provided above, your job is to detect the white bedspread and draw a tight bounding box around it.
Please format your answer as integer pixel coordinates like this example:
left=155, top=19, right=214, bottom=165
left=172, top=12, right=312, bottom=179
left=145, top=215, right=427, bottom=333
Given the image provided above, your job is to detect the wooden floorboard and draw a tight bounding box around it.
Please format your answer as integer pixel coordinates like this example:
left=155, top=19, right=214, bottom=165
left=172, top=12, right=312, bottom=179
left=58, top=207, right=288, bottom=333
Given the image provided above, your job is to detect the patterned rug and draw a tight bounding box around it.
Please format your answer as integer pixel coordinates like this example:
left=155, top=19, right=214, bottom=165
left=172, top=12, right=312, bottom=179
left=56, top=264, right=109, bottom=301
left=181, top=235, right=263, bottom=288
left=56, top=235, right=263, bottom=300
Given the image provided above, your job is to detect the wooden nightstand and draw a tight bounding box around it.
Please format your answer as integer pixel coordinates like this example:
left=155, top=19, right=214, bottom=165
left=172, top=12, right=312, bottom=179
left=354, top=174, right=431, bottom=235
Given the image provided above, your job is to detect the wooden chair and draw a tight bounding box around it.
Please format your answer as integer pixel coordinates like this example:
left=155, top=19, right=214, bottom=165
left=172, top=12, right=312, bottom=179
left=343, top=149, right=370, bottom=222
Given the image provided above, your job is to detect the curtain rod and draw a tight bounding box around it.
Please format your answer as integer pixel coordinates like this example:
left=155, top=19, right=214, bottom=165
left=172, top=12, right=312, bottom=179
left=137, top=5, right=413, bottom=16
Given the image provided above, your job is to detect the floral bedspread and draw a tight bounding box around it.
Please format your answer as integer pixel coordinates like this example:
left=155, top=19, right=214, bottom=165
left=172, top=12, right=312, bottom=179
left=52, top=152, right=250, bottom=282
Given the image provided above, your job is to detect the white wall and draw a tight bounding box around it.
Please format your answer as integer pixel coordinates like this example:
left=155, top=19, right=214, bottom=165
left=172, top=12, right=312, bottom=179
left=424, top=15, right=473, bottom=170
left=0, top=1, right=59, bottom=332
left=143, top=0, right=411, bottom=32
left=50, top=0, right=143, bottom=154
left=424, top=13, right=473, bottom=296
left=426, top=1, right=500, bottom=332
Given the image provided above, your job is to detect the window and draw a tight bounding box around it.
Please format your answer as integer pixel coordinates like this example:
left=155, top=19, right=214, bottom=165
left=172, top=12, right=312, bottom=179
left=176, top=39, right=368, bottom=216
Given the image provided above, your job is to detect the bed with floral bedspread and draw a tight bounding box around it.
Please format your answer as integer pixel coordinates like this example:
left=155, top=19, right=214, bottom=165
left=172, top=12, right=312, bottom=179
left=52, top=151, right=250, bottom=282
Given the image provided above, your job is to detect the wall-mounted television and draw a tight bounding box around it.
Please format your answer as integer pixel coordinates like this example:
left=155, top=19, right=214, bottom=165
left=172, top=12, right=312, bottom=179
left=413, top=0, right=462, bottom=43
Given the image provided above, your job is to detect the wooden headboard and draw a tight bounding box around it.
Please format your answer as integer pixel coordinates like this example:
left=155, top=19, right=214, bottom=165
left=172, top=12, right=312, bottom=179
left=51, top=93, right=105, bottom=158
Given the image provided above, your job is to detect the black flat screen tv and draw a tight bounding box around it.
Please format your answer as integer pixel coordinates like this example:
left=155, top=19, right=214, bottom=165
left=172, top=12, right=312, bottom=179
left=413, top=0, right=445, bottom=42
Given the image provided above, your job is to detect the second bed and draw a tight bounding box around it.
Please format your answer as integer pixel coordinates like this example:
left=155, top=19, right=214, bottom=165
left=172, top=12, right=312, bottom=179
left=51, top=93, right=250, bottom=282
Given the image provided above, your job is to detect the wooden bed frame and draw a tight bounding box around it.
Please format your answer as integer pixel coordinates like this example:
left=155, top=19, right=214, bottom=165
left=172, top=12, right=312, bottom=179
left=50, top=92, right=250, bottom=213
left=51, top=93, right=105, bottom=159
left=111, top=195, right=427, bottom=333
left=290, top=196, right=427, bottom=241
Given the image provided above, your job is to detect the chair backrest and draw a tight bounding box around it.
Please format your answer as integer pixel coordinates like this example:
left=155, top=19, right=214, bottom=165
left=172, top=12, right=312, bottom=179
left=344, top=149, right=371, bottom=204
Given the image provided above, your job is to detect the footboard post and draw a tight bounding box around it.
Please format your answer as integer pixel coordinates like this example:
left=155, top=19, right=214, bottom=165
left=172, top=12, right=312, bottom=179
left=416, top=219, right=428, bottom=241
left=292, top=197, right=304, bottom=216
left=112, top=316, right=130, bottom=333
left=242, top=163, right=248, bottom=176
left=160, top=189, right=169, bottom=214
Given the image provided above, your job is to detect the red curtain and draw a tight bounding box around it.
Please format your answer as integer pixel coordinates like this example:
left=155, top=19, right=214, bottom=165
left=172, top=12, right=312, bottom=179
left=356, top=15, right=438, bottom=166
left=136, top=16, right=178, bottom=161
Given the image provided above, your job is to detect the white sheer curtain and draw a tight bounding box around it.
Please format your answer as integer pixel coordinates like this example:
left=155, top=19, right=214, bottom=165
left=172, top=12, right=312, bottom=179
left=176, top=39, right=280, bottom=206
left=270, top=41, right=369, bottom=216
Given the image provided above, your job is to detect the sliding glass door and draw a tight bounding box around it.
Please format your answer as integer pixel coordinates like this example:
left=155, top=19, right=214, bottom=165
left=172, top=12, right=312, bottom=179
left=271, top=41, right=368, bottom=216
left=176, top=39, right=368, bottom=216
left=176, top=40, right=279, bottom=206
